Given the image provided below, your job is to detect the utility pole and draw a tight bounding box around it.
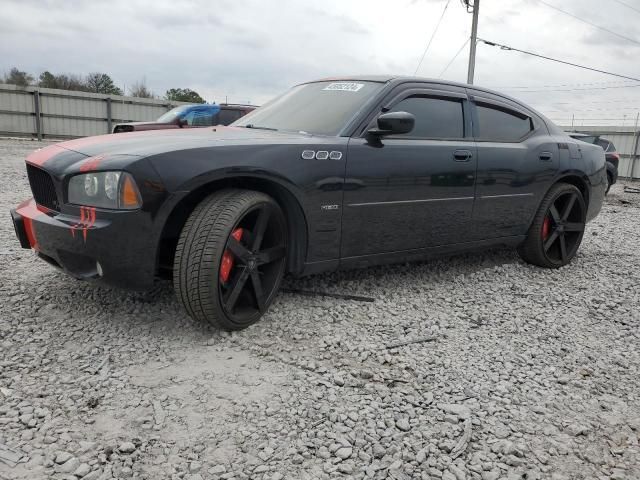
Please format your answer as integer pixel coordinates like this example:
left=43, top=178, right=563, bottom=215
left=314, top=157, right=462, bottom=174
left=467, top=0, right=480, bottom=85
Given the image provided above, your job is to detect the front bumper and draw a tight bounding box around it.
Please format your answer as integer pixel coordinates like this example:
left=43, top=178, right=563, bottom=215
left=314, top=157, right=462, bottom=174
left=11, top=199, right=156, bottom=289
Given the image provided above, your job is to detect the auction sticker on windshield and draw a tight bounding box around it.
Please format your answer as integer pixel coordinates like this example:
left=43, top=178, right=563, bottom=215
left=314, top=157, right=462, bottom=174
left=323, top=82, right=364, bottom=92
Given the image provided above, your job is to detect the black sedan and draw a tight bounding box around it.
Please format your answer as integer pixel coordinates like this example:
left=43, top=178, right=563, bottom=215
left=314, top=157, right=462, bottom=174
left=11, top=76, right=607, bottom=330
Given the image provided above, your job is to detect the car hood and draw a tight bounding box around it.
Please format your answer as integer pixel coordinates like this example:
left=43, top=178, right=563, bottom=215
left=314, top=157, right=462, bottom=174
left=24, top=127, right=316, bottom=175
left=57, top=126, right=309, bottom=157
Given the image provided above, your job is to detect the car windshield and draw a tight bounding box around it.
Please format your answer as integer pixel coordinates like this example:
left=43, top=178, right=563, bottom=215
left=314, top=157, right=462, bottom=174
left=156, top=105, right=191, bottom=123
left=233, top=81, right=385, bottom=136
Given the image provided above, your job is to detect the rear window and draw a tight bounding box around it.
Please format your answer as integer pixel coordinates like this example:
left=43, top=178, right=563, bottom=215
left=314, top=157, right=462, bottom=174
left=476, top=104, right=533, bottom=142
left=596, top=138, right=615, bottom=152
left=572, top=135, right=598, bottom=144
left=218, top=109, right=244, bottom=125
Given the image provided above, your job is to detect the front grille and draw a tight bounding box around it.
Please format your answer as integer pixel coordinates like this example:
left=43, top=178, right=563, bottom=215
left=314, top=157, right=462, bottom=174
left=26, top=164, right=59, bottom=211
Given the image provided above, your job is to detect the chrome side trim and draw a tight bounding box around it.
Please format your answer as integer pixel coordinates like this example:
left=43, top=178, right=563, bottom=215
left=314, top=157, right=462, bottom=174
left=348, top=196, right=474, bottom=207
left=478, top=193, right=534, bottom=199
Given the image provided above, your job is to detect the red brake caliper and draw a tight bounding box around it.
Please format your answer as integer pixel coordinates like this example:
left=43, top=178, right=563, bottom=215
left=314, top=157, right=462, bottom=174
left=220, top=228, right=244, bottom=284
left=542, top=216, right=551, bottom=240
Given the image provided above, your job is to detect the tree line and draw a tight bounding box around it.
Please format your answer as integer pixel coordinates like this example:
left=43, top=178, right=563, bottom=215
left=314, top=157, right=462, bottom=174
left=2, top=67, right=205, bottom=103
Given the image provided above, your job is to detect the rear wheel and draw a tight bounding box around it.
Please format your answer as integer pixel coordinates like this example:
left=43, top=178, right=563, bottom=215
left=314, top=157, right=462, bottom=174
left=174, top=190, right=287, bottom=330
left=517, top=183, right=586, bottom=268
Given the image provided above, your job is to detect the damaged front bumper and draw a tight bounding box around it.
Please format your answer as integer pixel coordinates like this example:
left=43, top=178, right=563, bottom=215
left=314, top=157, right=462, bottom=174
left=10, top=198, right=156, bottom=289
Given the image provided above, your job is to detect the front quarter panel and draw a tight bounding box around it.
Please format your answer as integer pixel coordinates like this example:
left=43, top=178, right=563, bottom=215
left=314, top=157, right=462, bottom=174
left=148, top=139, right=349, bottom=263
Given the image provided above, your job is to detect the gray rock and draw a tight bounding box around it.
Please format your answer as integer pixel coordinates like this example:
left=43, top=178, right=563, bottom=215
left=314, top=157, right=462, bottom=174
left=55, top=451, right=73, bottom=464
left=56, top=457, right=80, bottom=474
left=335, top=446, right=352, bottom=460
left=396, top=418, right=411, bottom=431
left=208, top=465, right=226, bottom=474
left=118, top=442, right=136, bottom=454
left=73, top=463, right=91, bottom=477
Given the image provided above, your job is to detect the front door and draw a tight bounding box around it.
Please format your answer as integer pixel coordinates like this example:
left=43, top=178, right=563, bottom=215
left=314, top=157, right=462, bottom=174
left=341, top=88, right=477, bottom=258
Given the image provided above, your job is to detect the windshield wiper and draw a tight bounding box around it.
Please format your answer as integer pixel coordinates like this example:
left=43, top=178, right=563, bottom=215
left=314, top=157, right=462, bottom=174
left=243, top=124, right=278, bottom=131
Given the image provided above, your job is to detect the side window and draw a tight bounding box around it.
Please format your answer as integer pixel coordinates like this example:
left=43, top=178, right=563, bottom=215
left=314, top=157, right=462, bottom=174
left=218, top=109, right=242, bottom=125
left=191, top=110, right=213, bottom=126
left=389, top=96, right=464, bottom=139
left=181, top=110, right=196, bottom=125
left=475, top=103, right=533, bottom=142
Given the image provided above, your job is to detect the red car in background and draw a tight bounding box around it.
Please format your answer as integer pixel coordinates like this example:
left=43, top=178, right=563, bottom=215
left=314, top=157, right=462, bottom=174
left=112, top=104, right=255, bottom=133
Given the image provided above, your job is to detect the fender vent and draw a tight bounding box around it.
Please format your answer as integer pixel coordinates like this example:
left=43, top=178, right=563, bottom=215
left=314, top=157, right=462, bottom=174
left=26, top=164, right=59, bottom=211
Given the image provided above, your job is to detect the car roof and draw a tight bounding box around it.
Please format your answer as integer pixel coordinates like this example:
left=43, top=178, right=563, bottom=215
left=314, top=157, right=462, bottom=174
left=306, top=75, right=524, bottom=99
left=303, top=75, right=551, bottom=122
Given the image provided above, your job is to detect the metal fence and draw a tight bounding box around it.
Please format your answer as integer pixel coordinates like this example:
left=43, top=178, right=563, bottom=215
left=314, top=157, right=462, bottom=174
left=561, top=125, right=640, bottom=179
left=0, top=83, right=190, bottom=139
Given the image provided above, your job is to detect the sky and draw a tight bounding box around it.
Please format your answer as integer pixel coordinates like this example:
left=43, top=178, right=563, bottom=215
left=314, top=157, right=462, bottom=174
left=2, top=0, right=640, bottom=127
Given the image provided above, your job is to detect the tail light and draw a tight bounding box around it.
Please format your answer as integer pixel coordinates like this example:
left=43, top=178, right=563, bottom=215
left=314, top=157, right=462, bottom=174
left=609, top=152, right=620, bottom=168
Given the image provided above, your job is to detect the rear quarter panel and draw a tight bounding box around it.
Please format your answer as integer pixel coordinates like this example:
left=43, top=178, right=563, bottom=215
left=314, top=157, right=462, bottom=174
left=557, top=137, right=606, bottom=222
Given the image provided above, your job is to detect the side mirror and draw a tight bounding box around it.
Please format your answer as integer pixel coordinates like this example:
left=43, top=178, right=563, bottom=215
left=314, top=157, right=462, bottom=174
left=177, top=118, right=188, bottom=127
left=368, top=111, right=415, bottom=136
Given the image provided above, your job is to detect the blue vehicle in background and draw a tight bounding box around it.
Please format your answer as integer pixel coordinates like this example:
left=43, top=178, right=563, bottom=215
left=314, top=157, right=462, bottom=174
left=112, top=103, right=256, bottom=133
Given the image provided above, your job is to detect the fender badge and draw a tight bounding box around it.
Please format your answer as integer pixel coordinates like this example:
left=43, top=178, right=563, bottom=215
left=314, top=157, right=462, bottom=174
left=301, top=150, right=315, bottom=160
left=315, top=151, right=329, bottom=160
left=329, top=151, right=343, bottom=160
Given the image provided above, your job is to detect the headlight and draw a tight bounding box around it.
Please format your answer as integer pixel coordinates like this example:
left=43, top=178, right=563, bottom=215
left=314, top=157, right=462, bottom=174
left=104, top=172, right=121, bottom=200
left=68, top=171, right=142, bottom=209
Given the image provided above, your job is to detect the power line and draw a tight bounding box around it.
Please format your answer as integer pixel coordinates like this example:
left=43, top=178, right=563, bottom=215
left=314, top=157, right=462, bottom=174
left=537, top=0, right=640, bottom=47
left=493, top=79, right=638, bottom=89
left=547, top=117, right=631, bottom=121
left=414, top=0, right=451, bottom=75
left=610, top=0, right=640, bottom=15
left=439, top=38, right=470, bottom=78
left=502, top=83, right=640, bottom=93
left=555, top=99, right=640, bottom=105
left=478, top=38, right=640, bottom=82
left=544, top=107, right=640, bottom=113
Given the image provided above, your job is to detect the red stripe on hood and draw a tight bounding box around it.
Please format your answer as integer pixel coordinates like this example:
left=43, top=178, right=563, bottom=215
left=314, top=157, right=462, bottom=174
left=26, top=144, right=68, bottom=167
left=60, top=129, right=181, bottom=152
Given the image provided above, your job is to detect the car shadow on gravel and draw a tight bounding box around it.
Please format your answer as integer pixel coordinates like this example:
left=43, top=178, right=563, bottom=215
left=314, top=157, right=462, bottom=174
left=29, top=246, right=524, bottom=336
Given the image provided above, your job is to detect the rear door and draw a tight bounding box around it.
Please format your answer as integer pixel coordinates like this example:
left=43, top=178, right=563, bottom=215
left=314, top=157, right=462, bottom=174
left=341, top=85, right=477, bottom=258
left=469, top=93, right=558, bottom=239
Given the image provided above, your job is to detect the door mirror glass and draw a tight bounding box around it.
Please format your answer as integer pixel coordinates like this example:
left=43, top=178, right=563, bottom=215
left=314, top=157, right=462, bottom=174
left=369, top=111, right=415, bottom=136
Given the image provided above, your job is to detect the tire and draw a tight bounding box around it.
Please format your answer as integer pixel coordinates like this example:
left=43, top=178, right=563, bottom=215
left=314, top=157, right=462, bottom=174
left=605, top=173, right=613, bottom=195
left=173, top=189, right=288, bottom=330
left=517, top=183, right=586, bottom=268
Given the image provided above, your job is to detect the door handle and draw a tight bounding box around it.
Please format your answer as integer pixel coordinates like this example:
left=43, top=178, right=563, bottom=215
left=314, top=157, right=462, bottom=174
left=453, top=150, right=472, bottom=162
left=539, top=152, right=553, bottom=161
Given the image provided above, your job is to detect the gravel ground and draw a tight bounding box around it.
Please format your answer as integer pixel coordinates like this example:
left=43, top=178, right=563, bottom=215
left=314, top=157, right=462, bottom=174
left=1, top=138, right=639, bottom=480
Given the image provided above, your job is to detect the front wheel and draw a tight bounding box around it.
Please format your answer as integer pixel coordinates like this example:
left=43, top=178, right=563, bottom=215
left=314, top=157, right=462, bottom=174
left=174, top=190, right=288, bottom=330
left=517, top=183, right=586, bottom=268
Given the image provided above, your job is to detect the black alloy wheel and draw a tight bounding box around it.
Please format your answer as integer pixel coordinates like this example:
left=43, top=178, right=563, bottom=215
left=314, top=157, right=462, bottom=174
left=174, top=190, right=288, bottom=330
left=218, top=202, right=287, bottom=325
left=518, top=183, right=586, bottom=268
